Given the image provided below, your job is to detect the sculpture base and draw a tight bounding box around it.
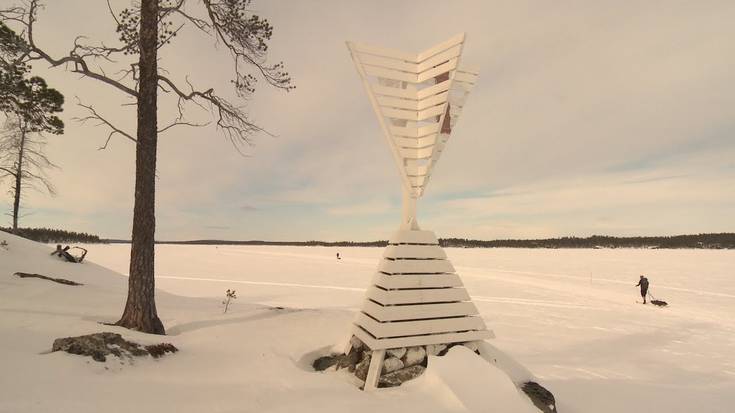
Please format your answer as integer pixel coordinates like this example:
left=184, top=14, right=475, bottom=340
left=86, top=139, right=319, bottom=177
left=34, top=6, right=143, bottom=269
left=346, top=228, right=493, bottom=390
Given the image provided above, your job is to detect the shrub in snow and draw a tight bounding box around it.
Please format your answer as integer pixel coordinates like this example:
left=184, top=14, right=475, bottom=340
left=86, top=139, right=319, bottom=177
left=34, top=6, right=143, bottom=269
left=145, top=343, right=179, bottom=358
left=222, top=289, right=237, bottom=313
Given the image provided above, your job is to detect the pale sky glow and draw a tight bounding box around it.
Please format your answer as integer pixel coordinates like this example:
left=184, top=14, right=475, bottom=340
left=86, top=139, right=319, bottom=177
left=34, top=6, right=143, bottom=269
left=2, top=0, right=734, bottom=241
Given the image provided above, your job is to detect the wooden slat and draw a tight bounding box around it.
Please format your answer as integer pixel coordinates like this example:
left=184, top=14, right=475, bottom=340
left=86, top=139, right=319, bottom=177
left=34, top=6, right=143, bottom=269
left=417, top=92, right=449, bottom=111
left=417, top=58, right=458, bottom=83
left=454, top=71, right=477, bottom=84
left=348, top=41, right=417, bottom=62
left=416, top=33, right=465, bottom=62
left=398, top=146, right=433, bottom=160
left=376, top=95, right=417, bottom=110
left=390, top=123, right=440, bottom=138
left=417, top=105, right=445, bottom=121
left=405, top=163, right=429, bottom=177
left=361, top=300, right=479, bottom=321
left=459, top=65, right=480, bottom=75
left=372, top=273, right=462, bottom=289
left=378, top=258, right=455, bottom=274
left=389, top=230, right=438, bottom=244
left=358, top=53, right=417, bottom=72
left=417, top=79, right=452, bottom=100
left=356, top=313, right=487, bottom=338
left=417, top=45, right=462, bottom=73
left=383, top=244, right=446, bottom=259
left=408, top=175, right=426, bottom=187
left=394, top=134, right=437, bottom=149
left=366, top=286, right=470, bottom=305
left=365, top=65, right=416, bottom=83
left=382, top=107, right=417, bottom=121
left=353, top=326, right=494, bottom=350
left=371, top=84, right=417, bottom=99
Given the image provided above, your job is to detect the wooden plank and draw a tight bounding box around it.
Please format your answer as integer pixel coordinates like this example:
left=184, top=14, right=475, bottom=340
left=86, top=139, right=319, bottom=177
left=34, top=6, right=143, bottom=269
left=356, top=313, right=487, bottom=338
left=363, top=349, right=385, bottom=391
left=390, top=123, right=440, bottom=138
left=405, top=163, right=429, bottom=177
left=353, top=326, right=494, bottom=350
left=366, top=286, right=470, bottom=305
left=417, top=58, right=458, bottom=83
left=389, top=229, right=439, bottom=244
left=417, top=79, right=452, bottom=100
left=417, top=92, right=449, bottom=111
left=361, top=300, right=479, bottom=321
left=378, top=258, right=455, bottom=274
left=377, top=95, right=417, bottom=110
left=372, top=272, right=462, bottom=289
left=398, top=146, right=433, bottom=160
left=371, top=84, right=417, bottom=99
left=459, top=65, right=480, bottom=75
left=365, top=65, right=416, bottom=83
left=417, top=44, right=462, bottom=73
left=408, top=175, right=426, bottom=187
left=348, top=41, right=417, bottom=62
left=454, top=71, right=477, bottom=84
left=394, top=134, right=437, bottom=149
left=358, top=53, right=417, bottom=73
left=416, top=33, right=465, bottom=62
left=383, top=244, right=446, bottom=259
left=417, top=105, right=445, bottom=121
left=382, top=107, right=417, bottom=121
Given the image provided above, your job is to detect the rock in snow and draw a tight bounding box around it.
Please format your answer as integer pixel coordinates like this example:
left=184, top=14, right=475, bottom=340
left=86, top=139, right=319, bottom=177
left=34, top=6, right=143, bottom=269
left=379, top=365, right=426, bottom=388
left=403, top=346, right=426, bottom=367
left=354, top=352, right=372, bottom=381
left=382, top=356, right=404, bottom=373
left=522, top=381, right=558, bottom=413
left=51, top=332, right=177, bottom=362
left=386, top=347, right=407, bottom=359
left=425, top=344, right=447, bottom=356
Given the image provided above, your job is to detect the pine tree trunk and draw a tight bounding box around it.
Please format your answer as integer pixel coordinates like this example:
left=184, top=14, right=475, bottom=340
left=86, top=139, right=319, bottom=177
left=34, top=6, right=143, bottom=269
left=12, top=121, right=26, bottom=234
left=116, top=0, right=164, bottom=335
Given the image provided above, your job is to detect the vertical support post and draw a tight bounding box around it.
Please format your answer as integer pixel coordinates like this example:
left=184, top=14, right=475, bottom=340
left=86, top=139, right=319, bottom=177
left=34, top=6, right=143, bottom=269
left=401, top=186, right=419, bottom=230
left=364, top=349, right=386, bottom=391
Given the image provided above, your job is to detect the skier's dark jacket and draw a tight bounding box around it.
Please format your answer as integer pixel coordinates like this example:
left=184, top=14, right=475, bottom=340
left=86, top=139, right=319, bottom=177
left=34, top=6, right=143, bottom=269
left=636, top=277, right=649, bottom=290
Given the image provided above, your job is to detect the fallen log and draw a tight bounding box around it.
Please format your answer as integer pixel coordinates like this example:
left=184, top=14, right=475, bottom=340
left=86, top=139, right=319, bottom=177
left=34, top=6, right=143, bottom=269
left=13, top=272, right=83, bottom=286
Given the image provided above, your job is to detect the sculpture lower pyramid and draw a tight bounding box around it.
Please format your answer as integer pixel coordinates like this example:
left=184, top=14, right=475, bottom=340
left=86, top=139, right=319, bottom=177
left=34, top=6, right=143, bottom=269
left=347, top=228, right=494, bottom=389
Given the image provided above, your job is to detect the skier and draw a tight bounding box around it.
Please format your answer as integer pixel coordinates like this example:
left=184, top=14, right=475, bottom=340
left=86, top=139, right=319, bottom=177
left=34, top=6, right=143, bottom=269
left=635, top=275, right=649, bottom=304
left=336, top=252, right=341, bottom=260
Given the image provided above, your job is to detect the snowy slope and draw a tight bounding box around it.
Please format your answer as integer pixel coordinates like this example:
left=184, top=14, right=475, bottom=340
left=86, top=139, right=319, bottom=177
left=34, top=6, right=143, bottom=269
left=0, top=232, right=539, bottom=413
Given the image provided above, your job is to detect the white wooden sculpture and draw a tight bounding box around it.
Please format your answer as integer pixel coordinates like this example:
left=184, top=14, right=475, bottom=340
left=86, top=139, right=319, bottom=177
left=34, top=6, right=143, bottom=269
left=346, top=33, right=493, bottom=391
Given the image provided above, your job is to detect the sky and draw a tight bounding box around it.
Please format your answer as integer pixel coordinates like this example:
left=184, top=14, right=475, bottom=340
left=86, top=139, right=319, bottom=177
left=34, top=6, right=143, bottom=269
left=1, top=0, right=734, bottom=241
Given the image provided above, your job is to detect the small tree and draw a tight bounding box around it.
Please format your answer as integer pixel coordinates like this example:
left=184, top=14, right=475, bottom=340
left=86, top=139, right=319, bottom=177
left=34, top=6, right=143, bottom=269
left=1, top=1, right=293, bottom=334
left=0, top=22, right=64, bottom=232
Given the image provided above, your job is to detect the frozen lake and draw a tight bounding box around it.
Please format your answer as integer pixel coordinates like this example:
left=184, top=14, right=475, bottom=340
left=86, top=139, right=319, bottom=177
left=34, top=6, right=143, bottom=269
left=80, top=244, right=735, bottom=412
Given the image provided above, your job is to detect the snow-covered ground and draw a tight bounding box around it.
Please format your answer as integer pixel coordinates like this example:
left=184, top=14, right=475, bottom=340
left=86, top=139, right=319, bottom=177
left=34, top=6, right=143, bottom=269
left=2, top=235, right=734, bottom=412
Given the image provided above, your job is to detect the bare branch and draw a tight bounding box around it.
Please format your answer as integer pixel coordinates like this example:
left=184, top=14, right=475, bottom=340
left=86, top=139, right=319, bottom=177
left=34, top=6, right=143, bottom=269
left=158, top=119, right=209, bottom=134
left=71, top=98, right=136, bottom=149
left=158, top=74, right=269, bottom=151
left=1, top=0, right=139, bottom=97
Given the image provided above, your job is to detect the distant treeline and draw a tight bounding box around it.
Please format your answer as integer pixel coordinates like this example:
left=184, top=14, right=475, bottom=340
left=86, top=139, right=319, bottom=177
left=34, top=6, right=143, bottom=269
left=104, top=233, right=735, bottom=249
left=1, top=227, right=102, bottom=244
left=439, top=233, right=735, bottom=249
left=104, top=239, right=388, bottom=247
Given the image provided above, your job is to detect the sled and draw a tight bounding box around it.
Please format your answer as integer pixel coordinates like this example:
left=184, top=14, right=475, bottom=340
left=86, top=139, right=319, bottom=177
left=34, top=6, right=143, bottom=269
left=648, top=293, right=668, bottom=307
